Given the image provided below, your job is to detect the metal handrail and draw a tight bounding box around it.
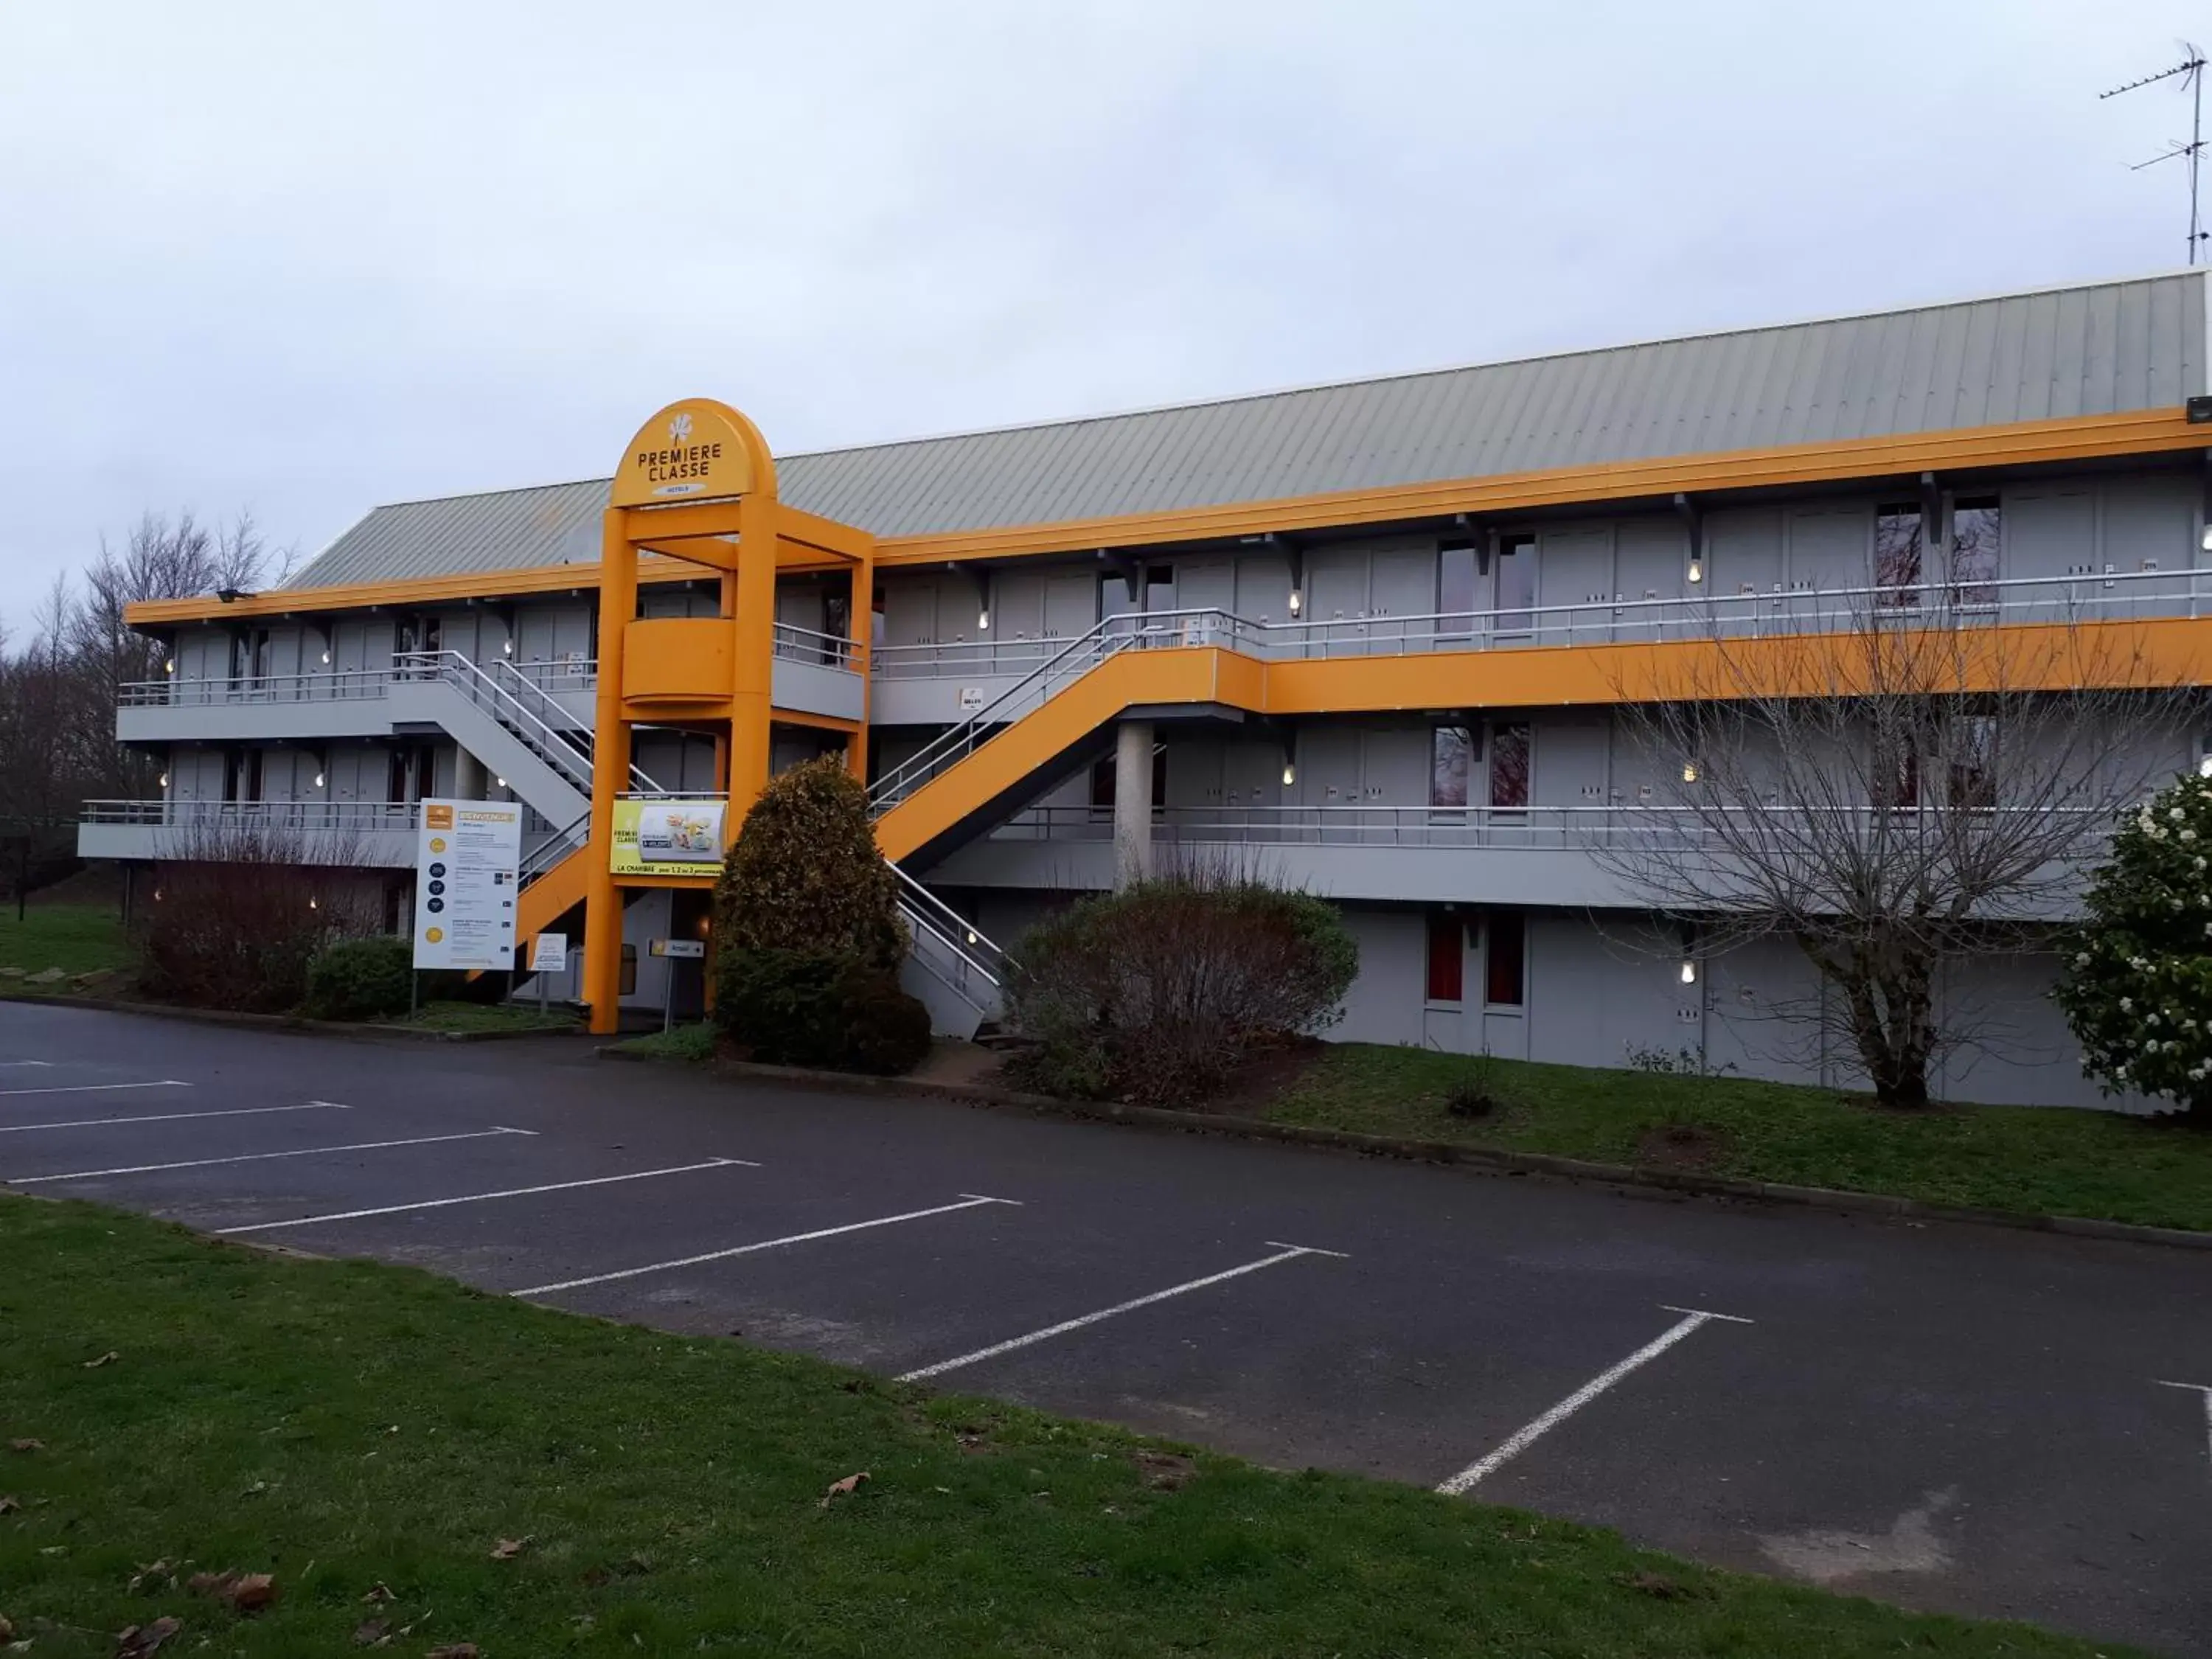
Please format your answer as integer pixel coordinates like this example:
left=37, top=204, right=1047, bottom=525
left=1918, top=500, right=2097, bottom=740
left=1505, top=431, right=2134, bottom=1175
left=868, top=608, right=1255, bottom=811
left=520, top=812, right=591, bottom=885
left=987, top=800, right=2112, bottom=849
left=772, top=621, right=863, bottom=671
left=860, top=564, right=2212, bottom=683
left=395, top=650, right=599, bottom=793
left=483, top=656, right=664, bottom=796
left=80, top=798, right=418, bottom=828
left=890, top=864, right=1011, bottom=975
left=119, top=668, right=394, bottom=706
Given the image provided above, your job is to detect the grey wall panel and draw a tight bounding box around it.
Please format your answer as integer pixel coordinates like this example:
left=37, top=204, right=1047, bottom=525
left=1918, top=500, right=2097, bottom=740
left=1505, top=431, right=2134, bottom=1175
left=1785, top=507, right=1869, bottom=597
left=1532, top=714, right=1607, bottom=809
left=2101, top=473, right=2196, bottom=577
left=1708, top=508, right=1784, bottom=599
left=2006, top=486, right=2098, bottom=580
left=1176, top=557, right=1236, bottom=615
left=1526, top=918, right=1695, bottom=1071
left=1537, top=528, right=1611, bottom=613
left=1234, top=553, right=1295, bottom=623
left=1330, top=905, right=1425, bottom=1047
left=1614, top=518, right=1686, bottom=606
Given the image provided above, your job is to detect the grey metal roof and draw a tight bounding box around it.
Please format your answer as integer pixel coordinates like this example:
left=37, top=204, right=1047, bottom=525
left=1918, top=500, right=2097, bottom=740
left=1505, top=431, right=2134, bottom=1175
left=289, top=271, right=2208, bottom=590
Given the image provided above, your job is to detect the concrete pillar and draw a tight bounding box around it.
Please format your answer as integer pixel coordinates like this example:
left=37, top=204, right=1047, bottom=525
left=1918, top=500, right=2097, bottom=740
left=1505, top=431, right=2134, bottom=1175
left=1113, top=719, right=1154, bottom=890
left=454, top=748, right=485, bottom=800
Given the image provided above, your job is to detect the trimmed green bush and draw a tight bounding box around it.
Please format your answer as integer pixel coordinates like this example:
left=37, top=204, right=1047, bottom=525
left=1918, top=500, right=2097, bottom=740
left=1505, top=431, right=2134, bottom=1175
left=716, top=947, right=846, bottom=1065
left=2057, top=772, right=2212, bottom=1122
left=302, top=935, right=414, bottom=1020
left=1004, top=873, right=1360, bottom=1105
left=832, top=964, right=934, bottom=1075
left=714, top=757, right=905, bottom=974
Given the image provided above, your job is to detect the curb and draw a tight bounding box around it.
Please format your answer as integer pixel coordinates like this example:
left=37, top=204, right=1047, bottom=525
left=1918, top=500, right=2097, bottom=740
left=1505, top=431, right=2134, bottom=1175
left=0, top=991, right=581, bottom=1044
left=597, top=1046, right=2212, bottom=1254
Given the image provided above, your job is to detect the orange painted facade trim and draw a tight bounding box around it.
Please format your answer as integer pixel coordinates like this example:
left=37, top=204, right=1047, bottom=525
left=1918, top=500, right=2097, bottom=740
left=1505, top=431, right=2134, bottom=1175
left=125, top=409, right=2209, bottom=630
left=869, top=407, right=2209, bottom=566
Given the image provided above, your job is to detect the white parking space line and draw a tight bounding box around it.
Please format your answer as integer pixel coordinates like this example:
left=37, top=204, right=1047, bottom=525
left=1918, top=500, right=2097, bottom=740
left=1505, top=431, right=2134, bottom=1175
left=0, top=1079, right=189, bottom=1098
left=6, top=1127, right=535, bottom=1186
left=515, top=1193, right=1020, bottom=1299
left=218, top=1156, right=759, bottom=1234
left=0, top=1101, right=349, bottom=1135
left=897, top=1239, right=1349, bottom=1384
left=1436, top=1304, right=1754, bottom=1496
left=2157, top=1380, right=2212, bottom=1476
left=0, top=1060, right=55, bottom=1068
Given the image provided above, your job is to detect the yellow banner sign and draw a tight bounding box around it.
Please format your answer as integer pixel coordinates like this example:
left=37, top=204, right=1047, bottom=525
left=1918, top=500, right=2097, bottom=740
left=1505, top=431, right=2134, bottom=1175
left=610, top=400, right=758, bottom=508
left=611, top=798, right=727, bottom=879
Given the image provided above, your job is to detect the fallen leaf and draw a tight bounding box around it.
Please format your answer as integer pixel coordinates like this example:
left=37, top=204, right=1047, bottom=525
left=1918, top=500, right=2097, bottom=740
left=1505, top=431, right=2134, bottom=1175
left=490, top=1536, right=531, bottom=1559
left=818, top=1471, right=870, bottom=1508
left=1619, top=1568, right=1694, bottom=1599
left=114, top=1615, right=181, bottom=1656
left=1133, top=1451, right=1197, bottom=1491
left=0, top=1495, right=18, bottom=1514
left=83, top=1351, right=120, bottom=1369
left=361, top=1582, right=394, bottom=1604
left=127, top=1559, right=174, bottom=1594
left=425, top=1646, right=479, bottom=1659
left=352, top=1615, right=391, bottom=1646
left=187, top=1570, right=276, bottom=1613
left=227, top=1573, right=276, bottom=1613
left=0, top=1614, right=13, bottom=1641
left=7, top=1440, right=41, bottom=1454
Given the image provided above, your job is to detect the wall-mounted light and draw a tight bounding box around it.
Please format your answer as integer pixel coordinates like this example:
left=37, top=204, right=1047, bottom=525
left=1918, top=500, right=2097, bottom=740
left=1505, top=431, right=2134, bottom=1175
left=158, top=771, right=169, bottom=789
left=495, top=776, right=507, bottom=789
left=1679, top=959, right=1698, bottom=985
left=1287, top=590, right=1304, bottom=616
left=976, top=608, right=990, bottom=631
left=502, top=638, right=515, bottom=655
left=1281, top=762, right=1297, bottom=787
left=1682, top=762, right=1699, bottom=783
left=164, top=658, right=176, bottom=675
left=313, top=771, right=326, bottom=789
left=153, top=888, right=163, bottom=902
left=2200, top=748, right=2212, bottom=778
left=308, top=896, right=319, bottom=911
left=965, top=928, right=979, bottom=946
left=1686, top=555, right=1704, bottom=585
left=2200, top=524, right=2212, bottom=553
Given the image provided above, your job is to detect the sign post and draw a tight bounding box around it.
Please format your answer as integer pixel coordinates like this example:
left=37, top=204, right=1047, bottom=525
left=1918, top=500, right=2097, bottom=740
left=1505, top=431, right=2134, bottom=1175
left=649, top=937, right=706, bottom=1032
left=412, top=800, right=524, bottom=977
left=532, top=931, right=568, bottom=1018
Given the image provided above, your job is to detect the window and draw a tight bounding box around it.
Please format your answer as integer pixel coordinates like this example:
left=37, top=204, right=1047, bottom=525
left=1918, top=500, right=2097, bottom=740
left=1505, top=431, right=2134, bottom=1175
left=1430, top=725, right=1474, bottom=807
left=1484, top=911, right=1526, bottom=1007
left=1874, top=505, right=1922, bottom=605
left=1144, top=563, right=1177, bottom=613
left=1439, top=543, right=1478, bottom=633
left=1495, top=535, right=1536, bottom=629
left=1947, top=715, right=1997, bottom=811
left=1425, top=913, right=1464, bottom=1003
left=1873, top=735, right=1919, bottom=812
left=1088, top=748, right=1169, bottom=815
left=1950, top=495, right=2000, bottom=605
left=1489, top=721, right=1531, bottom=809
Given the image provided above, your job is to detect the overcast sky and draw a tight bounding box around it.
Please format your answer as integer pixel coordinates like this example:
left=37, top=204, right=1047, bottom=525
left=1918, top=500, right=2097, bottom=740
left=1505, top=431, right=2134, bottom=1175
left=1, top=0, right=2206, bottom=626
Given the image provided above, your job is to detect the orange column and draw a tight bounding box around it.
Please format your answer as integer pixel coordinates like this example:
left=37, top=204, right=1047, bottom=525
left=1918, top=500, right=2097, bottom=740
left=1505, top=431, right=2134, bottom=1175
left=582, top=509, right=638, bottom=1035
left=726, top=494, right=778, bottom=838
left=845, top=555, right=872, bottom=784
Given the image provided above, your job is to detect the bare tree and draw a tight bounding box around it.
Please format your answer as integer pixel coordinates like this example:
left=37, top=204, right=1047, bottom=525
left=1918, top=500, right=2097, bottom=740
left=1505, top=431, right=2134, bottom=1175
left=1590, top=581, right=2201, bottom=1107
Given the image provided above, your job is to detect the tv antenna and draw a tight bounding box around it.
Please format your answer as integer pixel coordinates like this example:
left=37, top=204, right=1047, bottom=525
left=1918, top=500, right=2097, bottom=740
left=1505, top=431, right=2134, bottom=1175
left=2101, top=43, right=2208, bottom=265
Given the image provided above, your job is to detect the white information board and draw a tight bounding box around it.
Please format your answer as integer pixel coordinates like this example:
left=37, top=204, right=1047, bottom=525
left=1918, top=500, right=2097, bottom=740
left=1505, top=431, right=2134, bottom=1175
left=532, top=931, right=568, bottom=974
left=412, top=799, right=523, bottom=971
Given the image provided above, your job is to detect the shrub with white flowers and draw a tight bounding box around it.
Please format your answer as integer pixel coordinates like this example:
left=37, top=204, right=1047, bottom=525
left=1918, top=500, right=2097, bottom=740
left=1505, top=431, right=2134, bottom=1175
left=2055, top=771, right=2212, bottom=1121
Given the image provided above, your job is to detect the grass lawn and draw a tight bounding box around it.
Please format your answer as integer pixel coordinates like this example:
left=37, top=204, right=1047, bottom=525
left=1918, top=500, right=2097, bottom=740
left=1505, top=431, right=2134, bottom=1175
left=0, top=904, right=132, bottom=981
left=1262, top=1044, right=2212, bottom=1233
left=0, top=1197, right=2135, bottom=1658
left=389, top=998, right=580, bottom=1035
left=605, top=1020, right=717, bottom=1061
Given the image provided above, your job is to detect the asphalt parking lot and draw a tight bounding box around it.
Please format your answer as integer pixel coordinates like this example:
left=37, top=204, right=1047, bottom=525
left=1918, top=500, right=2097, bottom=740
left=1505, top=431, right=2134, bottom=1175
left=2, top=1001, right=2208, bottom=1655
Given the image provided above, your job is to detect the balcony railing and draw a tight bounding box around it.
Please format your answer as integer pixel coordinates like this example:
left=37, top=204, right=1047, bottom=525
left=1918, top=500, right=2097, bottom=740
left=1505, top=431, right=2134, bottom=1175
left=772, top=622, right=864, bottom=672
left=80, top=799, right=422, bottom=836
left=866, top=565, right=2212, bottom=681
left=987, top=801, right=2112, bottom=851
left=120, top=656, right=601, bottom=709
